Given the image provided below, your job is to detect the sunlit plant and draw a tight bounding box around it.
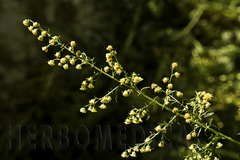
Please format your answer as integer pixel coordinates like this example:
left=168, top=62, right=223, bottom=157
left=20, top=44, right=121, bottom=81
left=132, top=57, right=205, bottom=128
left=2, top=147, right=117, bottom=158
left=23, top=19, right=240, bottom=160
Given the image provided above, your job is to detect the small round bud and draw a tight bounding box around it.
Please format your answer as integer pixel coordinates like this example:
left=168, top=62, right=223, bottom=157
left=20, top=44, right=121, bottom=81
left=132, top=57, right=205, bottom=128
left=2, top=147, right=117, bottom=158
left=106, top=45, right=113, bottom=51
left=60, top=58, right=66, bottom=64
left=80, top=107, right=87, bottom=113
left=176, top=91, right=183, bottom=97
left=37, top=35, right=44, bottom=41
left=70, top=41, right=76, bottom=47
left=89, top=99, right=95, bottom=105
left=88, top=83, right=94, bottom=89
left=75, top=64, right=82, bottom=70
left=28, top=26, right=34, bottom=31
left=205, top=102, right=211, bottom=108
left=154, top=86, right=162, bottom=93
left=167, top=83, right=173, bottom=89
left=33, top=22, right=39, bottom=27
left=174, top=72, right=180, bottom=78
left=58, top=63, right=62, bottom=66
left=99, top=104, right=107, bottom=109
left=54, top=52, right=61, bottom=58
left=155, top=125, right=161, bottom=132
left=216, top=142, right=223, bottom=149
left=23, top=19, right=29, bottom=26
left=171, top=62, right=178, bottom=69
left=80, top=86, right=87, bottom=91
left=49, top=39, right=55, bottom=45
left=63, top=64, right=69, bottom=70
left=104, top=66, right=110, bottom=72
left=186, top=134, right=191, bottom=140
left=185, top=118, right=191, bottom=123
left=172, top=107, right=178, bottom=113
left=122, top=90, right=130, bottom=97
left=162, top=77, right=169, bottom=83
left=184, top=113, right=191, bottom=119
left=191, top=132, right=196, bottom=138
left=42, top=46, right=48, bottom=52
left=41, top=30, right=47, bottom=37
left=32, top=29, right=38, bottom=35
left=121, top=151, right=128, bottom=158
left=130, top=151, right=137, bottom=157
left=47, top=60, right=55, bottom=66
left=158, top=141, right=164, bottom=147
left=70, top=59, right=75, bottom=65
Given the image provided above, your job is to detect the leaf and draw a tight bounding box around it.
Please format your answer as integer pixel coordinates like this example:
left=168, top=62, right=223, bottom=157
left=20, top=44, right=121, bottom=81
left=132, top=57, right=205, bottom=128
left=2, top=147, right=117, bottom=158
left=203, top=112, right=214, bottom=118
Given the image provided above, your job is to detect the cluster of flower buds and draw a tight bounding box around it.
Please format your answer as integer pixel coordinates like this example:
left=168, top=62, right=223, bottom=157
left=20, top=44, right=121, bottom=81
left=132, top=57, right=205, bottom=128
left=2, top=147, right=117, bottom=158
left=151, top=83, right=162, bottom=93
left=79, top=95, right=112, bottom=114
left=23, top=19, right=88, bottom=72
left=124, top=108, right=147, bottom=124
left=80, top=77, right=95, bottom=91
left=186, top=143, right=221, bottom=160
left=121, top=143, right=152, bottom=158
left=105, top=45, right=123, bottom=75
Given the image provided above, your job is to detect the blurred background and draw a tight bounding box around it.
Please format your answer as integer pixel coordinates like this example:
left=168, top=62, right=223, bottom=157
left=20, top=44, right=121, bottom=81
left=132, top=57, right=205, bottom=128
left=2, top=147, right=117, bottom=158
left=1, top=0, right=240, bottom=159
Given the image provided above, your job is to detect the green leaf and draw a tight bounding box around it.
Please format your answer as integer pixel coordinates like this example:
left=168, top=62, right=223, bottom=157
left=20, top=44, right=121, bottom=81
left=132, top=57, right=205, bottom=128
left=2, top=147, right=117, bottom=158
left=203, top=112, right=214, bottom=118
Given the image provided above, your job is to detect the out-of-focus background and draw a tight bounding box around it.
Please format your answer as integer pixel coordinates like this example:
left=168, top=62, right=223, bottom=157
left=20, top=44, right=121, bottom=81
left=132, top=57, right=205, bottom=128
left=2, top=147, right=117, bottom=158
left=1, top=0, right=240, bottom=159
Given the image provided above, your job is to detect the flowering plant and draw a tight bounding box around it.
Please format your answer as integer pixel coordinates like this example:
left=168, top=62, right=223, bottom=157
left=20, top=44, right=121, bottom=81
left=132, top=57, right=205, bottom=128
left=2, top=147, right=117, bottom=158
left=23, top=19, right=240, bottom=160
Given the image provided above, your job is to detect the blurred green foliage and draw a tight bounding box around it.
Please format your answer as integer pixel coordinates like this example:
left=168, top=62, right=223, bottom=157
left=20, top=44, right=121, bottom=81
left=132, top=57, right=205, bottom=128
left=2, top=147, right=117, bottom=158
left=1, top=0, right=240, bottom=159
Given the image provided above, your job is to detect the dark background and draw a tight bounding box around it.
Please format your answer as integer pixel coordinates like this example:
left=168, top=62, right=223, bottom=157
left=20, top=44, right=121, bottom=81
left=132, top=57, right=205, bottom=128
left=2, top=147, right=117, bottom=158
left=1, top=0, right=240, bottom=159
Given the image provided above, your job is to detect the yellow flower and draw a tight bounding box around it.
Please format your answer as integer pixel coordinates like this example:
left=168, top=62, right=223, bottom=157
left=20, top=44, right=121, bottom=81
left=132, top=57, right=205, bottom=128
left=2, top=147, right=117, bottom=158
left=106, top=45, right=113, bottom=51
left=23, top=19, right=29, bottom=26
left=171, top=62, right=178, bottom=69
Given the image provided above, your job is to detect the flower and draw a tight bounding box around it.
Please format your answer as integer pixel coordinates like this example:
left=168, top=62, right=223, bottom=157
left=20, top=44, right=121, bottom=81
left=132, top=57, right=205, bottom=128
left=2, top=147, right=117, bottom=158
left=41, top=30, right=47, bottom=37
left=75, top=64, right=82, bottom=70
left=79, top=107, right=87, bottom=113
left=121, top=151, right=128, bottom=158
left=172, top=107, right=178, bottom=113
left=88, top=83, right=94, bottom=89
left=99, top=104, right=107, bottom=109
left=130, top=151, right=137, bottom=157
left=70, top=59, right=75, bottom=65
left=28, top=26, right=34, bottom=31
left=32, top=29, right=37, bottom=35
left=184, top=113, right=191, bottom=119
left=158, top=141, right=164, bottom=147
left=174, top=72, right=180, bottom=78
left=122, top=90, right=129, bottom=97
left=133, top=76, right=143, bottom=84
left=203, top=93, right=213, bottom=101
left=63, top=64, right=69, bottom=70
left=37, top=35, right=44, bottom=41
left=49, top=39, right=55, bottom=45
left=70, top=41, right=76, bottom=47
left=171, top=62, right=178, bottom=69
left=60, top=58, right=66, bottom=64
left=185, top=119, right=191, bottom=123
left=23, top=19, right=29, bottom=26
left=119, top=78, right=125, bottom=85
left=42, top=46, right=48, bottom=52
left=54, top=52, right=61, bottom=58
left=162, top=77, right=169, bottom=83
left=89, top=99, right=95, bottom=105
left=106, top=45, right=113, bottom=51
left=154, top=86, right=162, bottom=93
left=47, top=60, right=55, bottom=66
left=216, top=142, right=223, bottom=149
left=33, top=22, right=38, bottom=27
left=167, top=83, right=173, bottom=89
left=104, top=66, right=110, bottom=72
left=176, top=91, right=183, bottom=97
left=186, top=134, right=191, bottom=140
left=155, top=125, right=162, bottom=132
